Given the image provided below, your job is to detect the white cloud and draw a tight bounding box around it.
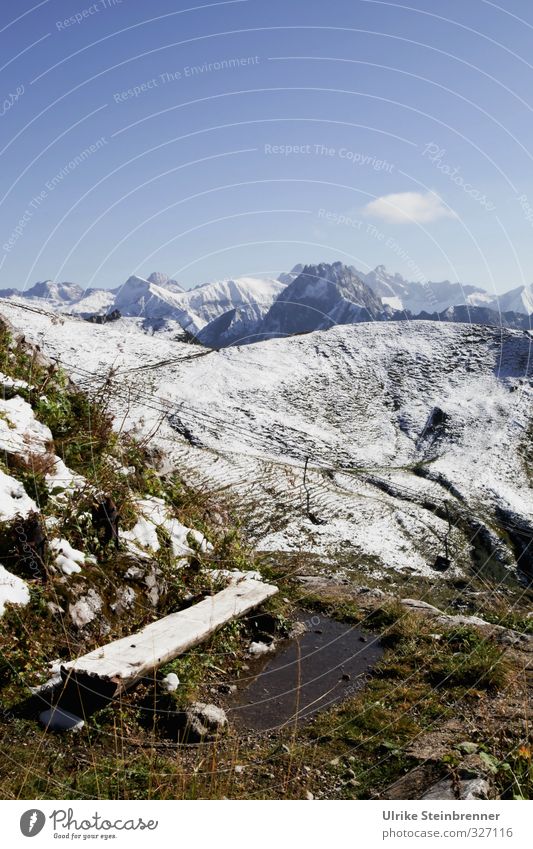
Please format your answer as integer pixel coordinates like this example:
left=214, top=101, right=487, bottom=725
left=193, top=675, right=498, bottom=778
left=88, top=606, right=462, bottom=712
left=363, top=191, right=456, bottom=223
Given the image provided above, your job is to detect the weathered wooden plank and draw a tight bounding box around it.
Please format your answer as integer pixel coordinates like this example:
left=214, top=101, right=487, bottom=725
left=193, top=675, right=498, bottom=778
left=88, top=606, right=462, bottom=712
left=61, top=577, right=278, bottom=695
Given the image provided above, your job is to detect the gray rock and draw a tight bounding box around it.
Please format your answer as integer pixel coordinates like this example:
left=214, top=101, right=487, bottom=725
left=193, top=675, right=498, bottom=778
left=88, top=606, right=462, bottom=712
left=110, top=586, right=136, bottom=615
left=457, top=741, right=478, bottom=755
left=422, top=776, right=491, bottom=800
left=218, top=683, right=237, bottom=695
left=176, top=702, right=228, bottom=742
left=401, top=598, right=440, bottom=614
left=289, top=621, right=308, bottom=638
left=68, top=589, right=102, bottom=628
left=358, top=587, right=386, bottom=598
left=439, top=613, right=487, bottom=628
left=145, top=566, right=163, bottom=607
left=124, top=565, right=144, bottom=581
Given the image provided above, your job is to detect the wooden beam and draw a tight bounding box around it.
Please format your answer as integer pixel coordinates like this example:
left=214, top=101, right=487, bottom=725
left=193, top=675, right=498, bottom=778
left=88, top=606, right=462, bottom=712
left=60, top=577, right=278, bottom=698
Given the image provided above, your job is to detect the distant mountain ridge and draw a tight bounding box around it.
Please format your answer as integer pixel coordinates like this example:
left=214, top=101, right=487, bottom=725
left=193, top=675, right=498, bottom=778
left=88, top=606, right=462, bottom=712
left=0, top=279, right=84, bottom=303
left=257, top=262, right=383, bottom=339
left=0, top=263, right=532, bottom=347
left=357, top=264, right=494, bottom=313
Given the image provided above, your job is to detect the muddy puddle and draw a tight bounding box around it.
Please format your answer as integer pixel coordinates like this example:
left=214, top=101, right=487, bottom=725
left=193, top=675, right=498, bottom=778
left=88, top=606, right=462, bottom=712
left=227, top=613, right=383, bottom=732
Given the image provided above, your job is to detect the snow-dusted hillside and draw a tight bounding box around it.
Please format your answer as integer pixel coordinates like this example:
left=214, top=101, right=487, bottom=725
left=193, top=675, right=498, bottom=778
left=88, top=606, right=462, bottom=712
left=67, top=288, right=116, bottom=316
left=1, top=299, right=531, bottom=581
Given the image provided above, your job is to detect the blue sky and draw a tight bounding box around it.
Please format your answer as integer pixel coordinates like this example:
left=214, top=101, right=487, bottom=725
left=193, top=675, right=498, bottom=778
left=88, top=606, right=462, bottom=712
left=1, top=0, right=533, bottom=294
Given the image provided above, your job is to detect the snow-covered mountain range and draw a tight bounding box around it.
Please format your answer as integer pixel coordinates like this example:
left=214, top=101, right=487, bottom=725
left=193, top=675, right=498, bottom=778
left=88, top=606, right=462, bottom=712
left=0, top=271, right=284, bottom=341
left=1, top=263, right=532, bottom=347
left=357, top=264, right=495, bottom=313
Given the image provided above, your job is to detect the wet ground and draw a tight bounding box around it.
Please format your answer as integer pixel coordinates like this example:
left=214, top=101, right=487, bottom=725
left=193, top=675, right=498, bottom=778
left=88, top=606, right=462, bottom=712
left=227, top=613, right=383, bottom=732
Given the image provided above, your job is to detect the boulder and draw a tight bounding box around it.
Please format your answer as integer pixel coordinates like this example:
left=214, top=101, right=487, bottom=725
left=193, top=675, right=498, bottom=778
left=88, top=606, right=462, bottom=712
left=422, top=776, right=491, bottom=800
left=177, top=702, right=228, bottom=742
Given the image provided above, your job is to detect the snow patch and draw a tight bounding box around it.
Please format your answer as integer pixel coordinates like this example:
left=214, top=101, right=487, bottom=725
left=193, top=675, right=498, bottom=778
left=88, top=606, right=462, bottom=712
left=0, top=469, right=38, bottom=520
left=0, top=371, right=30, bottom=390
left=50, top=538, right=87, bottom=575
left=123, top=496, right=211, bottom=559
left=0, top=563, right=30, bottom=616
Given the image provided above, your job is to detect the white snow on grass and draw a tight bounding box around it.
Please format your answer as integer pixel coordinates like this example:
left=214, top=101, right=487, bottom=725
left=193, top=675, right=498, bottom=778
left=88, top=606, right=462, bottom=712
left=0, top=563, right=30, bottom=616
left=0, top=394, right=85, bottom=497
left=0, top=395, right=51, bottom=455
left=122, top=496, right=211, bottom=559
left=0, top=469, right=38, bottom=520
left=161, top=672, right=180, bottom=693
left=45, top=456, right=85, bottom=496
left=0, top=371, right=30, bottom=390
left=50, top=538, right=87, bottom=575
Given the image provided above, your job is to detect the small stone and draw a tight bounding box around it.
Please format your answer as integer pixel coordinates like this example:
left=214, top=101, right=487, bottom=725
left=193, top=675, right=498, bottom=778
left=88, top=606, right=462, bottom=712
left=68, top=590, right=102, bottom=628
left=289, top=621, right=307, bottom=638
left=458, top=741, right=478, bottom=755
left=305, top=791, right=314, bottom=800
left=124, top=565, right=144, bottom=580
left=234, top=765, right=244, bottom=774
left=184, top=702, right=227, bottom=741
left=110, top=586, right=136, bottom=615
left=218, top=683, right=237, bottom=695
left=499, top=633, right=520, bottom=646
